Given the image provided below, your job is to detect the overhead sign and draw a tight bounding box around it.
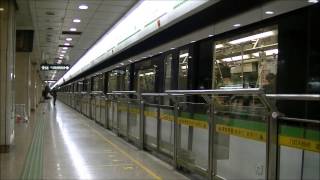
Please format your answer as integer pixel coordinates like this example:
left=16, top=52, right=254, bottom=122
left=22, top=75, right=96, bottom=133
left=40, top=64, right=70, bottom=71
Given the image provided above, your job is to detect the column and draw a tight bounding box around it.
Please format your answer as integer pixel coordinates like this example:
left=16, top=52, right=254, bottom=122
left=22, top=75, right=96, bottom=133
left=0, top=0, right=16, bottom=153
left=15, top=52, right=31, bottom=119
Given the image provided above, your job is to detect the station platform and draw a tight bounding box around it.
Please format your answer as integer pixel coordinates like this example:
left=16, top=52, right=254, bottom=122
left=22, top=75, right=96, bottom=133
left=0, top=100, right=188, bottom=180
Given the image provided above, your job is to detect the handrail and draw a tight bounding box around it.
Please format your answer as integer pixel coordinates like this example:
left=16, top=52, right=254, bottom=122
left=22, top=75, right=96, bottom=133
left=90, top=91, right=103, bottom=95
left=266, top=94, right=320, bottom=101
left=165, top=88, right=263, bottom=95
left=112, top=91, right=137, bottom=95
left=141, top=93, right=169, bottom=96
left=141, top=93, right=184, bottom=96
left=279, top=116, right=320, bottom=124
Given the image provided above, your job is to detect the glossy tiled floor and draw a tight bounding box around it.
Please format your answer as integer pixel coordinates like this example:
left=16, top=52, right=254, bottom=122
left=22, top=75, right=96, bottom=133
left=1, top=100, right=189, bottom=179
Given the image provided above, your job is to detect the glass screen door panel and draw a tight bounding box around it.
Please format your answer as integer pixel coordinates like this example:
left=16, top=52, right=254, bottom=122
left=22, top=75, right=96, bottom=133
left=137, top=68, right=157, bottom=148
left=212, top=26, right=278, bottom=180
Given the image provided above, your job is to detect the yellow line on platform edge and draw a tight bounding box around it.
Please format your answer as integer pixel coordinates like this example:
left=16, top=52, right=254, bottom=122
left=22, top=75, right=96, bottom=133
left=84, top=123, right=162, bottom=180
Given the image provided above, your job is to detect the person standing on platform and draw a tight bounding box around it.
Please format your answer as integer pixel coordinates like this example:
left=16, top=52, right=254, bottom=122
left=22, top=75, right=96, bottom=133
left=50, top=89, right=57, bottom=106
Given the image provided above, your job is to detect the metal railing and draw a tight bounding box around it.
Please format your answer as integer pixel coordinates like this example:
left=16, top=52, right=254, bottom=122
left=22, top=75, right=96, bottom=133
left=57, top=89, right=320, bottom=180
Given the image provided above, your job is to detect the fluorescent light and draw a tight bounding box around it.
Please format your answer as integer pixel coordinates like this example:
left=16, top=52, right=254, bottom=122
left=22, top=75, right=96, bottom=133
left=229, top=31, right=275, bottom=44
left=73, top=19, right=81, bottom=23
left=78, top=5, right=88, bottom=9
left=265, top=49, right=278, bottom=56
left=265, top=11, right=274, bottom=15
left=120, top=63, right=124, bottom=65
left=45, top=80, right=57, bottom=83
left=66, top=38, right=72, bottom=41
left=70, top=28, right=77, bottom=31
left=190, top=40, right=196, bottom=43
left=252, top=49, right=278, bottom=57
left=208, top=34, right=214, bottom=37
left=220, top=86, right=243, bottom=89
left=59, top=57, right=63, bottom=59
left=222, top=55, right=250, bottom=62
left=60, top=54, right=64, bottom=57
left=308, top=0, right=318, bottom=3
left=170, top=48, right=175, bottom=50
left=64, top=43, right=70, bottom=46
left=61, top=51, right=66, bottom=53
left=252, top=52, right=259, bottom=57
left=215, top=44, right=224, bottom=49
left=63, top=47, right=68, bottom=50
left=233, top=24, right=241, bottom=27
left=128, top=60, right=133, bottom=63
left=179, top=53, right=189, bottom=58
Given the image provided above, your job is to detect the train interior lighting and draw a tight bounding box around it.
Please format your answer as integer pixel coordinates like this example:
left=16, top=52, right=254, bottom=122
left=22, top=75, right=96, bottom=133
left=78, top=4, right=88, bottom=10
left=214, top=26, right=278, bottom=90
left=73, top=18, right=81, bottom=23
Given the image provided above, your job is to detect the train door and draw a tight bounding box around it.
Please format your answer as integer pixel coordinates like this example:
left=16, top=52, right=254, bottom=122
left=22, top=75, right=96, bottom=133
left=212, top=26, right=278, bottom=179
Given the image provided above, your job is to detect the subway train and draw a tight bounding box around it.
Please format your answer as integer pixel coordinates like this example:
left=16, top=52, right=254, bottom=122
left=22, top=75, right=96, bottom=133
left=57, top=3, right=319, bottom=180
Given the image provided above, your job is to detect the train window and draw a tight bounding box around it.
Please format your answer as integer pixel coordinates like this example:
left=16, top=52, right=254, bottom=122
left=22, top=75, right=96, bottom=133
left=107, top=69, right=129, bottom=92
left=78, top=81, right=83, bottom=92
left=83, top=79, right=87, bottom=92
left=213, top=26, right=278, bottom=93
left=107, top=71, right=118, bottom=92
left=164, top=54, right=173, bottom=90
left=178, top=49, right=189, bottom=90
left=118, top=68, right=130, bottom=91
left=137, top=68, right=156, bottom=93
left=92, top=74, right=104, bottom=91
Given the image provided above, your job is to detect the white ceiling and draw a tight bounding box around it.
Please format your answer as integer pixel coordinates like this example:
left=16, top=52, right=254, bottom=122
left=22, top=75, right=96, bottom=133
left=16, top=0, right=138, bottom=81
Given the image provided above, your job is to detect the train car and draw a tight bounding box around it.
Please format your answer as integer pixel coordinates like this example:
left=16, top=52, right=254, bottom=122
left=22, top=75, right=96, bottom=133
left=57, top=3, right=320, bottom=180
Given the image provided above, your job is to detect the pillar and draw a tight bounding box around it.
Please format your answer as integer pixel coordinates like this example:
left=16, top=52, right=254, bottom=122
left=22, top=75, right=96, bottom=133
left=15, top=52, right=31, bottom=119
left=0, top=0, right=16, bottom=153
